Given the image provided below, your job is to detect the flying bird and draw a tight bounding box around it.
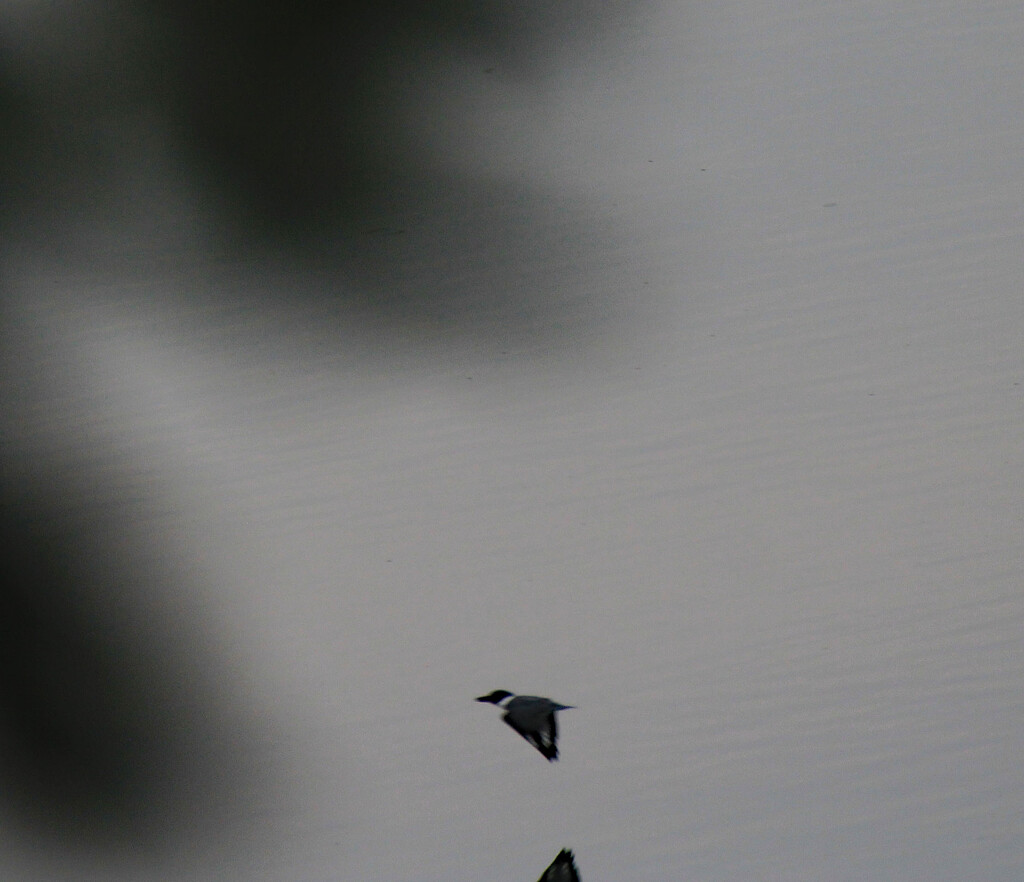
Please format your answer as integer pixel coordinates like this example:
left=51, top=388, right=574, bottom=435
left=536, top=848, right=580, bottom=882
left=475, top=690, right=574, bottom=761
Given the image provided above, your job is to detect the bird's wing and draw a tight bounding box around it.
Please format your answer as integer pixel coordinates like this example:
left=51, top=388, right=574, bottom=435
left=541, top=711, right=559, bottom=761
left=536, top=849, right=580, bottom=882
left=502, top=710, right=558, bottom=761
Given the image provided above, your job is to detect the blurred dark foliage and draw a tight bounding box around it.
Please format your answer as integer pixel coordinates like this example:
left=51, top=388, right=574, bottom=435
left=2, top=1, right=640, bottom=326
left=0, top=0, right=638, bottom=861
left=0, top=482, right=263, bottom=853
left=1, top=1, right=632, bottom=238
left=160, top=1, right=523, bottom=231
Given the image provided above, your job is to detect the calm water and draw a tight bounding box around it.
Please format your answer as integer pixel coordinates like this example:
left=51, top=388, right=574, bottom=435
left=3, top=2, right=1023, bottom=880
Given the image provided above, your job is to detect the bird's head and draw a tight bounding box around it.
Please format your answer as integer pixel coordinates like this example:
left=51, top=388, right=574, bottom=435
left=475, top=689, right=513, bottom=705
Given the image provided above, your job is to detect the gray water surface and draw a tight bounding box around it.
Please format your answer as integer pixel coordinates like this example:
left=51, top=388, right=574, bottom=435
left=3, top=2, right=1023, bottom=880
